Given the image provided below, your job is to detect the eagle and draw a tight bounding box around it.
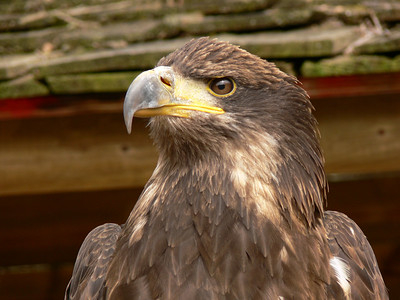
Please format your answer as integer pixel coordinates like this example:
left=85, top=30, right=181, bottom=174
left=65, top=37, right=388, bottom=299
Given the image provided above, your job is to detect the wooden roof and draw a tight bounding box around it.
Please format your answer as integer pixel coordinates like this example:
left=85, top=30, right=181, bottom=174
left=1, top=0, right=400, bottom=99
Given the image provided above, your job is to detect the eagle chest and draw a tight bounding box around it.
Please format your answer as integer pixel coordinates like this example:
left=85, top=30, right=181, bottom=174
left=108, top=179, right=327, bottom=300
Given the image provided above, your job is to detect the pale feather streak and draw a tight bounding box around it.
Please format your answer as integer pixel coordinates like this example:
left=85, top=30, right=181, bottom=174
left=330, top=256, right=351, bottom=298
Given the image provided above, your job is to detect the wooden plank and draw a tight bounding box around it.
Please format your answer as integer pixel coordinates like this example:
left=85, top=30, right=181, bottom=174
left=314, top=93, right=400, bottom=175
left=301, top=72, right=400, bottom=99
left=1, top=90, right=400, bottom=196
left=301, top=56, right=400, bottom=78
left=0, top=95, right=122, bottom=120
left=0, top=73, right=399, bottom=119
left=0, top=113, right=157, bottom=196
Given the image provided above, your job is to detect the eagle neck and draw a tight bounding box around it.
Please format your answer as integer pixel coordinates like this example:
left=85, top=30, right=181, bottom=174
left=149, top=126, right=326, bottom=230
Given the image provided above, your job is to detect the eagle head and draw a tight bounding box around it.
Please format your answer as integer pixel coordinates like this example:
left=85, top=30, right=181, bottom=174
left=124, top=37, right=326, bottom=226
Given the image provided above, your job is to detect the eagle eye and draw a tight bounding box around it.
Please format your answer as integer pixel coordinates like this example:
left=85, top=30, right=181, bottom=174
left=208, top=78, right=236, bottom=97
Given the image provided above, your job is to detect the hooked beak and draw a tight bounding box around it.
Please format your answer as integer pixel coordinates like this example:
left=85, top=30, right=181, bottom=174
left=123, top=66, right=225, bottom=134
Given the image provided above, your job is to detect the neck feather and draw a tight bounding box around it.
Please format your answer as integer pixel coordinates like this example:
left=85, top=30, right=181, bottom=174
left=145, top=127, right=326, bottom=229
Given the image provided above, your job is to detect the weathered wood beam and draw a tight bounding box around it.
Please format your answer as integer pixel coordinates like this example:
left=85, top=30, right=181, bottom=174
left=301, top=72, right=400, bottom=99
left=0, top=113, right=157, bottom=196
left=314, top=93, right=400, bottom=175
left=0, top=91, right=399, bottom=196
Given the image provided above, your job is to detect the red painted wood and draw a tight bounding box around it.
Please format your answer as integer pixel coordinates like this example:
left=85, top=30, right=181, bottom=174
left=0, top=95, right=123, bottom=120
left=1, top=72, right=400, bottom=120
left=300, top=72, right=400, bottom=99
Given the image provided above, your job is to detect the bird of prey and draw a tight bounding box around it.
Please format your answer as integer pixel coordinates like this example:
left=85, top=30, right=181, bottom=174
left=65, top=37, right=388, bottom=299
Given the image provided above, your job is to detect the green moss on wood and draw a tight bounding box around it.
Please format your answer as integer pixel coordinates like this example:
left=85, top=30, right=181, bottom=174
left=0, top=54, right=44, bottom=80
left=0, top=75, right=49, bottom=99
left=0, top=19, right=180, bottom=55
left=166, top=8, right=317, bottom=35
left=45, top=72, right=139, bottom=94
left=34, top=38, right=191, bottom=77
left=354, top=30, right=400, bottom=54
left=301, top=55, right=400, bottom=77
left=312, top=4, right=370, bottom=25
left=182, top=0, right=276, bottom=14
left=368, top=2, right=400, bottom=22
left=219, top=24, right=360, bottom=58
left=0, top=27, right=64, bottom=54
left=0, top=0, right=275, bottom=22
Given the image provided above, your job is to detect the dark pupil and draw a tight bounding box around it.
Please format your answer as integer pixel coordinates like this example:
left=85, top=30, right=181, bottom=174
left=217, top=82, right=226, bottom=90
left=212, top=78, right=232, bottom=95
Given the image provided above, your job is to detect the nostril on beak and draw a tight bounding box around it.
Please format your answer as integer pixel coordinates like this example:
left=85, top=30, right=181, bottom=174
left=154, top=66, right=174, bottom=89
left=160, top=76, right=172, bottom=87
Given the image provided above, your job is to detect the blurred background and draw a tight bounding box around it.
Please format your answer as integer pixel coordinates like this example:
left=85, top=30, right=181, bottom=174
left=0, top=0, right=399, bottom=299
